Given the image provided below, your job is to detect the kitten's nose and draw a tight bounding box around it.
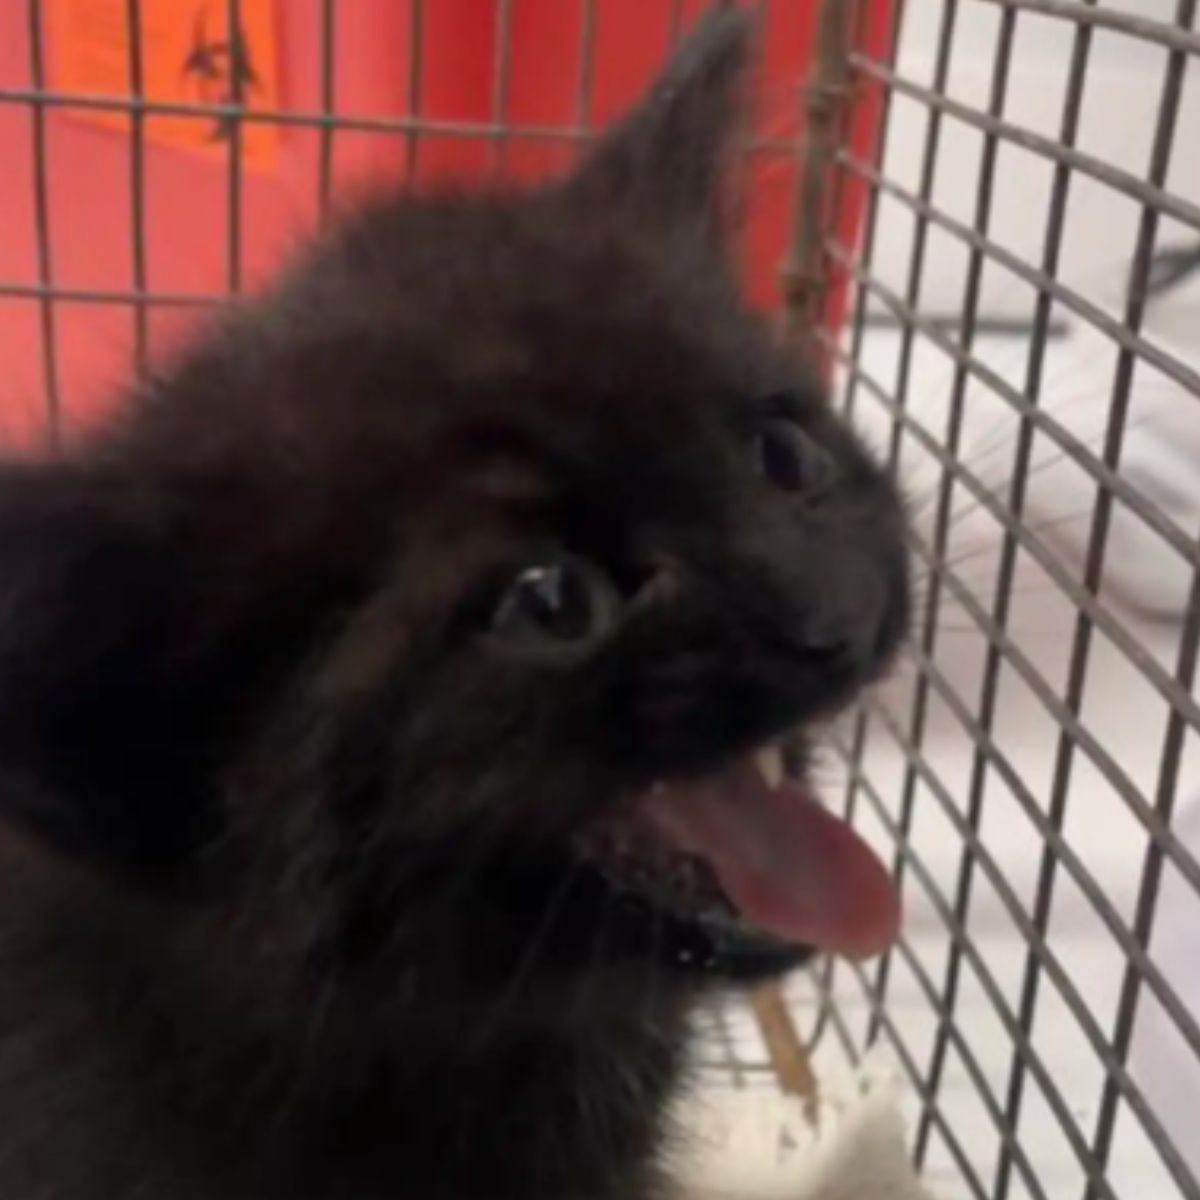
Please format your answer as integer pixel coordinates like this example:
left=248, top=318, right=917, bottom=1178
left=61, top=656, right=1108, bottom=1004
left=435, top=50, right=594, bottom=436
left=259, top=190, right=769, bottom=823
left=800, top=577, right=886, bottom=673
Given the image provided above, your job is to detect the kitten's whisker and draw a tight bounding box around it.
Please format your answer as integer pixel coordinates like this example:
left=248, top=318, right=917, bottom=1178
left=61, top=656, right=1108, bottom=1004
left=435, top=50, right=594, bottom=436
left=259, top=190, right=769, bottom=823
left=469, top=860, right=582, bottom=1056
left=934, top=623, right=1070, bottom=638
left=949, top=384, right=1174, bottom=493
left=397, top=788, right=523, bottom=924
left=939, top=414, right=1153, bottom=529
left=843, top=236, right=1150, bottom=424
left=640, top=907, right=665, bottom=1029
left=912, top=577, right=1072, bottom=614
left=257, top=975, right=338, bottom=1163
left=929, top=507, right=1094, bottom=573
left=903, top=405, right=1156, bottom=520
left=570, top=864, right=618, bottom=1030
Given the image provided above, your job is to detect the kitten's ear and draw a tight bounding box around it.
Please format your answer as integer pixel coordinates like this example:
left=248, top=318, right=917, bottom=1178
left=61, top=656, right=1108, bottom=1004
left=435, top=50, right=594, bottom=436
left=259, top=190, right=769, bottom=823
left=0, top=462, right=183, bottom=868
left=565, top=3, right=755, bottom=243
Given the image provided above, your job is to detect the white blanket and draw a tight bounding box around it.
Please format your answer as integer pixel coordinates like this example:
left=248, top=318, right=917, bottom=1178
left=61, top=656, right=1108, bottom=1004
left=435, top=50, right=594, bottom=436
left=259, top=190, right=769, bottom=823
left=672, top=1064, right=940, bottom=1200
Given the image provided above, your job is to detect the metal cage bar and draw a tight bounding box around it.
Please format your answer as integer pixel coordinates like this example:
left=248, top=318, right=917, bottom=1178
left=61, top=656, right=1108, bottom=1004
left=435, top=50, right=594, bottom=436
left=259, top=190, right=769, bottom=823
left=123, top=0, right=148, bottom=375
left=225, top=0, right=245, bottom=294
left=318, top=0, right=337, bottom=218
left=23, top=0, right=59, bottom=442
left=0, top=85, right=804, bottom=149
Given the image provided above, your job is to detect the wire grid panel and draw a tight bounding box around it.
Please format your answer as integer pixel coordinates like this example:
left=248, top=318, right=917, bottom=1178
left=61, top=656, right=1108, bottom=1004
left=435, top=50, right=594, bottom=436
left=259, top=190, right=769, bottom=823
left=0, top=0, right=823, bottom=441
left=817, top=2, right=1200, bottom=1200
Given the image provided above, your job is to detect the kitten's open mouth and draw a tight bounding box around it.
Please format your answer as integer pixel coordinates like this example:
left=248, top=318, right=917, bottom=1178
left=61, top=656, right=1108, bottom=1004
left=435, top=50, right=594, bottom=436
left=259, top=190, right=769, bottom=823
left=578, top=746, right=900, bottom=962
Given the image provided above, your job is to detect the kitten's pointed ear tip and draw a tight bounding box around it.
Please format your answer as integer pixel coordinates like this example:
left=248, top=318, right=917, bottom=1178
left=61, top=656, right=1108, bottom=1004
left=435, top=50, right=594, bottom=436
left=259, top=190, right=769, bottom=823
left=564, top=3, right=759, bottom=231
left=663, top=2, right=759, bottom=89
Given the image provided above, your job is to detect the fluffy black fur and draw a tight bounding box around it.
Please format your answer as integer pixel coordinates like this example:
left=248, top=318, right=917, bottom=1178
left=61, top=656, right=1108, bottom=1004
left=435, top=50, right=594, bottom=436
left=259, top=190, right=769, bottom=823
left=0, top=9, right=908, bottom=1199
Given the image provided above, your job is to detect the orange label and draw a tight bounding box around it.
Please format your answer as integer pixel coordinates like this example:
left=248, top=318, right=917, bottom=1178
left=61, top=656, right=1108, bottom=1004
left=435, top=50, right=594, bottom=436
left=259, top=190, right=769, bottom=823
left=50, top=0, right=280, bottom=170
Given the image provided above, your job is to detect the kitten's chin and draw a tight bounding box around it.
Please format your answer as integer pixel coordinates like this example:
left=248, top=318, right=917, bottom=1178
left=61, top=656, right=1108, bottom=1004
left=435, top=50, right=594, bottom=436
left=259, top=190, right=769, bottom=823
left=575, top=743, right=901, bottom=980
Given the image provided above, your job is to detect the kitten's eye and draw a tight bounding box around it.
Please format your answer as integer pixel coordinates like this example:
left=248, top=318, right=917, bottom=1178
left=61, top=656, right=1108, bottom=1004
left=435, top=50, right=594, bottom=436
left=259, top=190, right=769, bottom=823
left=754, top=418, right=835, bottom=497
left=491, top=559, right=615, bottom=645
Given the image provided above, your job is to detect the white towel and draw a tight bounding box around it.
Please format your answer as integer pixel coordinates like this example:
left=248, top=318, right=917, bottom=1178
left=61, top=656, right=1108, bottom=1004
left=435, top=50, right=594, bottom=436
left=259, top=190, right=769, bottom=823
left=671, top=1062, right=941, bottom=1200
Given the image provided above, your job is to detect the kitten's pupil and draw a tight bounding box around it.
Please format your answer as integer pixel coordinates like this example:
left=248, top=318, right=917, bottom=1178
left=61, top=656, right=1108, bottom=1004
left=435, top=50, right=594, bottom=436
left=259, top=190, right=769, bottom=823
left=755, top=419, right=834, bottom=498
left=492, top=562, right=598, bottom=642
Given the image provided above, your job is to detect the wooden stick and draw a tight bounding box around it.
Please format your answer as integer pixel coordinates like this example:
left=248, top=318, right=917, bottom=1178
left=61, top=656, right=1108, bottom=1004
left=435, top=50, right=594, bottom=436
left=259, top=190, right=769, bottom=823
left=750, top=983, right=819, bottom=1125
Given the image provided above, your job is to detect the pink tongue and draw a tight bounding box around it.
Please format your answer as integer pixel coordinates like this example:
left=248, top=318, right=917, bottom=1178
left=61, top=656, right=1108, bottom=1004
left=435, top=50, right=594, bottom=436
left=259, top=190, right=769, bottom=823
left=641, top=762, right=900, bottom=960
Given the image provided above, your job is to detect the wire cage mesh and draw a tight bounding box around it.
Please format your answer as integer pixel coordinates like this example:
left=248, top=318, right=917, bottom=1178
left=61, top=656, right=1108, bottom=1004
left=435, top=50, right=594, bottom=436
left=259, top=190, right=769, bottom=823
left=1, top=2, right=1199, bottom=1200
left=807, top=2, right=1200, bottom=1200
left=0, top=0, right=871, bottom=438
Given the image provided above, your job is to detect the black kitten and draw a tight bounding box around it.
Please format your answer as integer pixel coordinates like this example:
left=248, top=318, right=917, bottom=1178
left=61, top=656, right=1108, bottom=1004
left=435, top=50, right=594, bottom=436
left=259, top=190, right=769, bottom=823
left=0, top=9, right=908, bottom=1199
